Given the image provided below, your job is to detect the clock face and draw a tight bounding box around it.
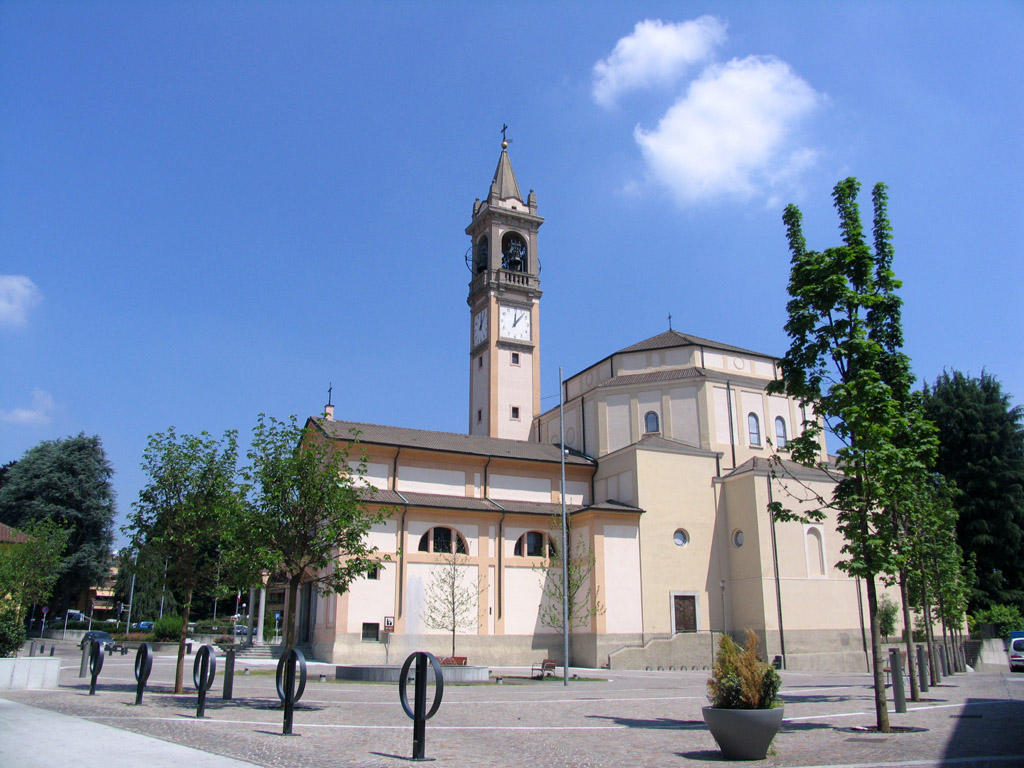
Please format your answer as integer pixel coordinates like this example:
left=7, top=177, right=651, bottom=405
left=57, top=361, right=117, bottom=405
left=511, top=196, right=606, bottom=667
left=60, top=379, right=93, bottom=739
left=499, top=305, right=531, bottom=341
left=473, top=308, right=488, bottom=346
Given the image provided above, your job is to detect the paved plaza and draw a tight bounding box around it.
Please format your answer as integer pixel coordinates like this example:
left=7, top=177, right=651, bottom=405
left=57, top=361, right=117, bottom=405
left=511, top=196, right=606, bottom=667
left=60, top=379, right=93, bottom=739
left=2, top=640, right=1023, bottom=768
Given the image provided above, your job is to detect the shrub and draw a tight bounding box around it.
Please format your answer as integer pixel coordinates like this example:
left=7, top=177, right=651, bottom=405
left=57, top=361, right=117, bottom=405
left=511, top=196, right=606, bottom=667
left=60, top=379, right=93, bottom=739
left=971, top=604, right=1024, bottom=639
left=0, top=609, right=26, bottom=657
left=153, top=614, right=183, bottom=641
left=877, top=596, right=899, bottom=641
left=707, top=630, right=781, bottom=710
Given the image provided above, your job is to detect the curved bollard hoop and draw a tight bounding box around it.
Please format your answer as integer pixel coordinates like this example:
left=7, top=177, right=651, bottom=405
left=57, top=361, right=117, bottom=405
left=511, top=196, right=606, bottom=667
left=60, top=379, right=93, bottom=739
left=399, top=651, right=445, bottom=761
left=88, top=641, right=106, bottom=696
left=192, top=644, right=217, bottom=718
left=276, top=647, right=307, bottom=735
left=134, top=643, right=154, bottom=706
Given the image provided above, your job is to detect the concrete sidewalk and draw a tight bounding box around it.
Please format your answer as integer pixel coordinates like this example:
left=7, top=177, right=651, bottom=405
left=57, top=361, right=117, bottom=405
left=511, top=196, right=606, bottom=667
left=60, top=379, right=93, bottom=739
left=0, top=698, right=257, bottom=768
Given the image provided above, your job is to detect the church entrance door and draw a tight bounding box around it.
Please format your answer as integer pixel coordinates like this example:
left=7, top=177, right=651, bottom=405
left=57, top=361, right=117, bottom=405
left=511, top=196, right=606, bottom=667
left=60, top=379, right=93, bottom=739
left=674, top=595, right=696, bottom=633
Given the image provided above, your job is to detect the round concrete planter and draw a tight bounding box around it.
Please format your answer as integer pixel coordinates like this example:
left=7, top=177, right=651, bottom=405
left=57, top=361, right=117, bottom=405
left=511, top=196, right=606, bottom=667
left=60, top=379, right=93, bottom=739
left=702, top=705, right=784, bottom=760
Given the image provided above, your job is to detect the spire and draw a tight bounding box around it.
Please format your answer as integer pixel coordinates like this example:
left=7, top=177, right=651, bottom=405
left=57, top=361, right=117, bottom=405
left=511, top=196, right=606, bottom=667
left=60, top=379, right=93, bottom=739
left=488, top=149, right=523, bottom=202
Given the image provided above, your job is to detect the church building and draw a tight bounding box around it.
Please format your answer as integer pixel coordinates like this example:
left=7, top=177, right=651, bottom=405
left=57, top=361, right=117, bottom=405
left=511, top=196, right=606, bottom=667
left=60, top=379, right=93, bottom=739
left=301, top=144, right=878, bottom=672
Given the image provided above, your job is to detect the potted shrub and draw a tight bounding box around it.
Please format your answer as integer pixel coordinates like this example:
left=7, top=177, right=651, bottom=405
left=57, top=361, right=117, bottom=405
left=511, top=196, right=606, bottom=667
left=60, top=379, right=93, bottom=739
left=702, top=629, right=783, bottom=760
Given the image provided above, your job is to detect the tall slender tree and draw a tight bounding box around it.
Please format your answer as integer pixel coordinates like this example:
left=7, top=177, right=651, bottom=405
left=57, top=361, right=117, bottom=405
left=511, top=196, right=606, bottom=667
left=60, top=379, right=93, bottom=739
left=235, top=416, right=386, bottom=650
left=127, top=428, right=240, bottom=693
left=768, top=178, right=929, bottom=732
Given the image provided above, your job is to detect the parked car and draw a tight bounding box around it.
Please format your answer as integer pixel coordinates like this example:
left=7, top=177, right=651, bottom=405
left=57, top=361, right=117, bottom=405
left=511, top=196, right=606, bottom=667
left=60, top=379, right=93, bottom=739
left=137, top=621, right=155, bottom=631
left=234, top=624, right=252, bottom=636
left=1009, top=631, right=1024, bottom=672
left=79, top=631, right=116, bottom=652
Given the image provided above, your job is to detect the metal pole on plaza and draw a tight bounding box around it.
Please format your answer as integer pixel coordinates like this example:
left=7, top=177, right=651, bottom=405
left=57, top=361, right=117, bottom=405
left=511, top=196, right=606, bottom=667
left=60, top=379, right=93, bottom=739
left=124, top=549, right=137, bottom=634
left=559, top=366, right=569, bottom=687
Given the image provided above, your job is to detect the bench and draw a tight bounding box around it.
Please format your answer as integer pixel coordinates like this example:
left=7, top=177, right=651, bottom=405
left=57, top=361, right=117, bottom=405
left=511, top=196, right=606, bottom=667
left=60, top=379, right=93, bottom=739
left=532, top=658, right=557, bottom=678
left=439, top=656, right=467, bottom=666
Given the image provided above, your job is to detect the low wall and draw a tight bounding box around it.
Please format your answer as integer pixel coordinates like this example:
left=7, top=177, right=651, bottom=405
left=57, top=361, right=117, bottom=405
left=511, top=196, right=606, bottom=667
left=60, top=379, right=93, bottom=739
left=0, top=657, right=61, bottom=690
left=335, top=664, right=490, bottom=683
left=973, top=638, right=1009, bottom=673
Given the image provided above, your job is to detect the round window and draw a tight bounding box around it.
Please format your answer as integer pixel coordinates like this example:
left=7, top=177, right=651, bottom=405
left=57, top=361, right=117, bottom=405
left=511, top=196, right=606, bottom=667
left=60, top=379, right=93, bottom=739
left=673, top=529, right=689, bottom=547
left=733, top=529, right=745, bottom=548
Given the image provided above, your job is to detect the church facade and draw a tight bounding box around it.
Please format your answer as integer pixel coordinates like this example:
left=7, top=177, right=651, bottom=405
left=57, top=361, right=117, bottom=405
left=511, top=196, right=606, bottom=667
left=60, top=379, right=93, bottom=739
left=302, top=146, right=880, bottom=672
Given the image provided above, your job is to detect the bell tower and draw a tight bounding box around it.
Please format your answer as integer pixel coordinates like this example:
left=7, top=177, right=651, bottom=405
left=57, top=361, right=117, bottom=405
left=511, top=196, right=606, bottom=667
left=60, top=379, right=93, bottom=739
left=466, top=138, right=543, bottom=440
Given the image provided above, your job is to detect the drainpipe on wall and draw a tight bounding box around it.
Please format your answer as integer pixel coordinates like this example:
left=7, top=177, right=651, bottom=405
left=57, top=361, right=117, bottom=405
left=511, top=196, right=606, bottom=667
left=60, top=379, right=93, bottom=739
left=766, top=475, right=787, bottom=669
left=725, top=381, right=737, bottom=469
left=396, top=492, right=409, bottom=620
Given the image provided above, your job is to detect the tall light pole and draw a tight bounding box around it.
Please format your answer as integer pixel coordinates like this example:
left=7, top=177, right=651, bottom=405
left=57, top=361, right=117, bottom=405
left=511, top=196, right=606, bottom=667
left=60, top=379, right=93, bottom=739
left=124, top=550, right=137, bottom=633
left=559, top=366, right=569, bottom=687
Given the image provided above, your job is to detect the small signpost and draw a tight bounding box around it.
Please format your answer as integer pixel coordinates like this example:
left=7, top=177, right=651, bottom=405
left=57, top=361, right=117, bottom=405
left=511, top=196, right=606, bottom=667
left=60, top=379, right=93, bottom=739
left=192, top=644, right=217, bottom=718
left=399, top=651, right=445, bottom=761
left=384, top=616, right=395, bottom=632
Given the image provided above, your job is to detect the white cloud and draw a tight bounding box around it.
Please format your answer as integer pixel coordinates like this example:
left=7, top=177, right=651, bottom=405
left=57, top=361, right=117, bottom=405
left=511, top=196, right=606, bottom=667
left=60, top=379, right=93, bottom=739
left=0, top=275, right=42, bottom=328
left=0, top=388, right=56, bottom=425
left=633, top=56, right=823, bottom=205
left=592, top=17, right=727, bottom=108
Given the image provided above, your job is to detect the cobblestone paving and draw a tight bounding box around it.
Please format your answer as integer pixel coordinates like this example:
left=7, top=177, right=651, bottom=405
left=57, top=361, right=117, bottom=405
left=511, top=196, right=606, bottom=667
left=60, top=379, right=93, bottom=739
left=3, top=642, right=1023, bottom=767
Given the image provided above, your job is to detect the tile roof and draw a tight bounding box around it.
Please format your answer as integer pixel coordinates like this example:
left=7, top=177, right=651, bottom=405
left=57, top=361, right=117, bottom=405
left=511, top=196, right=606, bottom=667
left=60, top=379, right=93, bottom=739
left=617, top=329, right=772, bottom=359
left=724, top=456, right=838, bottom=482
left=0, top=522, right=29, bottom=544
left=489, top=149, right=522, bottom=202
left=311, top=417, right=595, bottom=466
left=597, top=367, right=706, bottom=389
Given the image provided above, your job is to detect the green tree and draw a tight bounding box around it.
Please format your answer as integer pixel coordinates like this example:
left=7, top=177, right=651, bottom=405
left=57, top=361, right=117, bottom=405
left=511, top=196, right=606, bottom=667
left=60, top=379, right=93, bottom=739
left=535, top=520, right=604, bottom=642
left=768, top=178, right=928, bottom=732
left=0, top=518, right=70, bottom=624
left=127, top=428, right=240, bottom=693
left=923, top=370, right=1024, bottom=612
left=421, top=549, right=481, bottom=657
left=112, top=546, right=178, bottom=624
left=0, top=435, right=115, bottom=612
left=877, top=595, right=898, bottom=642
left=235, top=415, right=386, bottom=650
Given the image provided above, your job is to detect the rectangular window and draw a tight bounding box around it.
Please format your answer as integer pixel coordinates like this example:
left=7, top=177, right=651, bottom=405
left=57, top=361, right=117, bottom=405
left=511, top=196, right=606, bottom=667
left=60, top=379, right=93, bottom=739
left=362, top=622, right=380, bottom=642
left=367, top=566, right=380, bottom=580
left=511, top=406, right=520, bottom=420
left=511, top=352, right=520, bottom=365
left=477, top=356, right=483, bottom=369
left=477, top=409, right=482, bottom=423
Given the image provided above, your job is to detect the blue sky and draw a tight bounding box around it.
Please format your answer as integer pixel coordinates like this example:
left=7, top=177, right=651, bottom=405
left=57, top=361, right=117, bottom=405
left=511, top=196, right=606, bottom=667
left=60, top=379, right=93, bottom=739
left=2, top=2, right=1021, bottom=544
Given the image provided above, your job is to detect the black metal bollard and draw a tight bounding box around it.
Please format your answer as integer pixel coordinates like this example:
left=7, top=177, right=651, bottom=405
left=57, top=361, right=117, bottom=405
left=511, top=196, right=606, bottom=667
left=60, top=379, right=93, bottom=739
left=134, top=643, right=153, bottom=706
left=29, top=641, right=37, bottom=657
left=917, top=645, right=929, bottom=693
left=88, top=641, right=105, bottom=695
left=399, top=652, right=445, bottom=761
left=223, top=649, right=235, bottom=700
left=275, top=648, right=307, bottom=736
left=889, top=649, right=906, bottom=713
left=192, top=644, right=217, bottom=718
left=49, top=645, right=54, bottom=657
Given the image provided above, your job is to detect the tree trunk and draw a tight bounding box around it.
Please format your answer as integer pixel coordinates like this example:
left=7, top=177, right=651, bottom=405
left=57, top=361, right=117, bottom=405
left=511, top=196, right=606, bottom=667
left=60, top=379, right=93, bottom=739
left=175, top=590, right=193, bottom=694
left=864, top=574, right=891, bottom=732
left=921, top=575, right=937, bottom=686
left=285, top=574, right=301, bottom=649
left=899, top=570, right=920, bottom=701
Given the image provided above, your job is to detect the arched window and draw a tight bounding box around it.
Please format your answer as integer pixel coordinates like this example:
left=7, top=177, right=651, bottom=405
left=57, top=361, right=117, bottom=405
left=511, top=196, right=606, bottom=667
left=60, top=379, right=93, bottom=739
left=775, top=417, right=787, bottom=449
left=501, top=231, right=528, bottom=272
left=644, top=411, right=660, bottom=433
left=417, top=527, right=468, bottom=555
left=513, top=531, right=557, bottom=558
left=748, top=413, right=761, bottom=446
left=806, top=527, right=825, bottom=577
left=474, top=236, right=488, bottom=273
